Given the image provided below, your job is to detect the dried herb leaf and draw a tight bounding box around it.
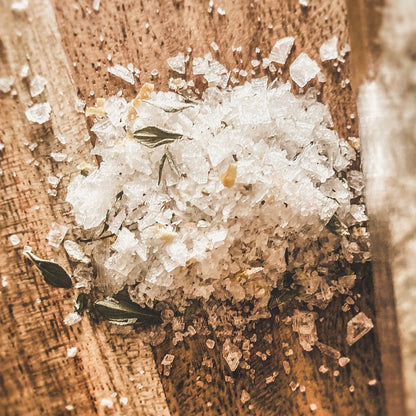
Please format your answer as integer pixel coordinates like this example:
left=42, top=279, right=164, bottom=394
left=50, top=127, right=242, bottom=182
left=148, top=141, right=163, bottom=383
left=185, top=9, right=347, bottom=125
left=24, top=251, right=72, bottom=289
left=142, top=99, right=194, bottom=113
left=94, top=296, right=162, bottom=326
left=133, top=126, right=183, bottom=148
left=326, top=214, right=350, bottom=236
left=75, top=293, right=90, bottom=315
left=158, top=153, right=167, bottom=186
left=158, top=148, right=181, bottom=185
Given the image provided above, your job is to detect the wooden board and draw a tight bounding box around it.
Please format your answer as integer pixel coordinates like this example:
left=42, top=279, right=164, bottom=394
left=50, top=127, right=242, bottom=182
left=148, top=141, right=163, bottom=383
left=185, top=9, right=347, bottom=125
left=0, top=0, right=386, bottom=415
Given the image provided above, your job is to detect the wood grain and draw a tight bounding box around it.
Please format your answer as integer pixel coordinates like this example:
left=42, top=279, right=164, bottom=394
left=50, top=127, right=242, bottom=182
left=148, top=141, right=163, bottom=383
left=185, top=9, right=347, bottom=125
left=0, top=0, right=386, bottom=415
left=0, top=1, right=169, bottom=415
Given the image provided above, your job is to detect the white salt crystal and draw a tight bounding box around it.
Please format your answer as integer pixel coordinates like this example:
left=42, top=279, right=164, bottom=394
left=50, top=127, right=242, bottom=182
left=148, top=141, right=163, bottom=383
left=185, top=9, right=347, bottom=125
left=25, top=103, right=51, bottom=124
left=167, top=52, right=186, bottom=74
left=64, top=240, right=90, bottom=264
left=67, top=347, right=78, bottom=357
left=210, top=42, right=219, bottom=52
left=310, top=403, right=317, bottom=412
left=222, top=339, right=242, bottom=372
left=292, top=310, right=318, bottom=351
left=30, top=74, right=48, bottom=97
left=64, top=312, right=82, bottom=325
left=161, top=354, right=175, bottom=366
left=20, top=65, right=29, bottom=78
left=107, top=65, right=135, bottom=85
left=9, top=234, right=20, bottom=246
left=346, top=312, right=374, bottom=345
left=50, top=152, right=67, bottom=162
left=0, top=77, right=14, bottom=93
left=100, top=398, right=113, bottom=408
left=11, top=0, right=28, bottom=11
left=368, top=379, right=377, bottom=386
left=65, top=405, right=74, bottom=411
left=350, top=204, right=368, bottom=222
left=46, top=222, right=68, bottom=248
left=119, top=397, right=128, bottom=405
left=319, top=365, right=329, bottom=373
left=75, top=97, right=86, bottom=113
left=269, top=37, right=295, bottom=65
left=290, top=53, right=320, bottom=87
left=240, top=390, right=250, bottom=404
left=47, top=175, right=61, bottom=188
left=217, top=7, right=226, bottom=15
left=92, top=0, right=100, bottom=11
left=320, top=36, right=338, bottom=62
left=283, top=360, right=291, bottom=375
left=206, top=339, right=215, bottom=349
left=338, top=356, right=350, bottom=367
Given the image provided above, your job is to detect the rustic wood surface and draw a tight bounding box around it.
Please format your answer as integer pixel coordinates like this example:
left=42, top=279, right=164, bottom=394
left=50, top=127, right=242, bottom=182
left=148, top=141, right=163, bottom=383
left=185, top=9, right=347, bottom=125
left=0, top=0, right=386, bottom=415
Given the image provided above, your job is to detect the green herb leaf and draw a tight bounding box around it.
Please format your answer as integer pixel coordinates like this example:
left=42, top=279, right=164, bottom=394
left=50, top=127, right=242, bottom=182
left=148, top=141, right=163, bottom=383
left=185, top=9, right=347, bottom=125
left=158, top=153, right=167, bottom=186
left=24, top=251, right=72, bottom=289
left=133, top=126, right=183, bottom=148
left=75, top=293, right=90, bottom=315
left=94, top=296, right=162, bottom=326
left=142, top=99, right=194, bottom=113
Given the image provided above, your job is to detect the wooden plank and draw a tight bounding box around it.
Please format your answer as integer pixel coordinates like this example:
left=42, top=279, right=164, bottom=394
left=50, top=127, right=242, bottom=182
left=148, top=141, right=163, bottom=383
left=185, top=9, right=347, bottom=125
left=0, top=1, right=170, bottom=415
left=0, top=0, right=388, bottom=414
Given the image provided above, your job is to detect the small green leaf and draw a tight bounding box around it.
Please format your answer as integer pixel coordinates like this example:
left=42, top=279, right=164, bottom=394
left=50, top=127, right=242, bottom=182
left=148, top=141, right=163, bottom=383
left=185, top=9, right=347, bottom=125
left=24, top=251, right=72, bottom=289
left=75, top=293, right=90, bottom=315
left=142, top=99, right=194, bottom=113
left=132, top=126, right=183, bottom=148
left=94, top=296, right=162, bottom=326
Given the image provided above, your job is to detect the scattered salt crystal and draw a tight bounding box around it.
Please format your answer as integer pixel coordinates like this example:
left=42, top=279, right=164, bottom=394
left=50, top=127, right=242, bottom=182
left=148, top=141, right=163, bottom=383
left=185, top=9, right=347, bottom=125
left=64, top=312, right=82, bottom=325
left=9, top=234, right=20, bottom=246
left=151, top=69, right=159, bottom=78
left=107, top=65, right=135, bottom=85
left=0, top=77, right=14, bottom=93
left=100, top=398, right=113, bottom=408
left=289, top=53, right=320, bottom=87
left=346, top=312, right=374, bottom=345
left=292, top=310, right=318, bottom=351
left=310, top=403, right=317, bottom=412
left=92, top=0, right=100, bottom=11
left=206, top=339, right=215, bottom=349
left=320, top=36, right=339, bottom=62
left=30, top=74, right=48, bottom=97
left=65, top=405, right=74, bottom=411
left=240, top=389, right=251, bottom=404
left=251, top=59, right=260, bottom=68
left=75, top=97, right=86, bottom=113
left=319, top=365, right=329, bottom=373
left=167, top=52, right=186, bottom=74
left=269, top=37, right=295, bottom=65
left=283, top=360, right=291, bottom=375
left=217, top=7, right=226, bottom=16
left=67, top=347, right=78, bottom=357
left=119, top=397, right=128, bottom=405
left=2, top=276, right=8, bottom=287
left=299, top=0, right=308, bottom=6
left=161, top=354, right=175, bottom=366
left=349, top=385, right=355, bottom=393
left=0, top=143, right=4, bottom=151
left=299, top=385, right=306, bottom=393
left=25, top=103, right=51, bottom=124
left=289, top=381, right=299, bottom=391
left=210, top=42, right=219, bottom=52
left=315, top=341, right=341, bottom=360
left=47, top=175, right=61, bottom=188
left=338, top=356, right=350, bottom=367
left=46, top=222, right=68, bottom=248
left=64, top=240, right=90, bottom=264
left=50, top=152, right=67, bottom=162
left=11, top=0, right=28, bottom=11
left=222, top=339, right=242, bottom=372
left=368, top=379, right=377, bottom=386
left=333, top=370, right=340, bottom=377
